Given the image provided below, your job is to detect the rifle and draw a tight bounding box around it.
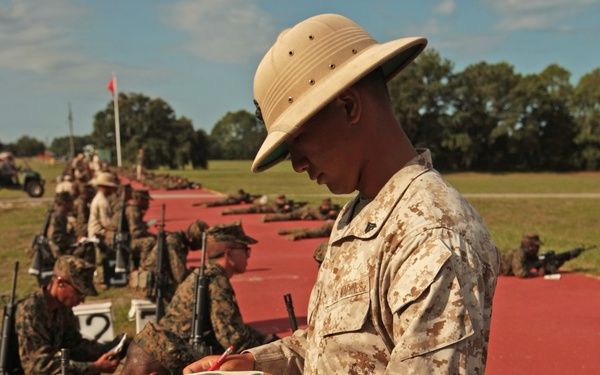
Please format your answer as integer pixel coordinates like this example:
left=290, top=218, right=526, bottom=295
left=154, top=204, right=166, bottom=321
left=28, top=204, right=55, bottom=285
left=283, top=294, right=298, bottom=332
left=538, top=244, right=597, bottom=274
left=60, top=349, right=69, bottom=375
left=113, top=188, right=129, bottom=274
left=0, top=262, right=19, bottom=375
left=190, top=232, right=209, bottom=355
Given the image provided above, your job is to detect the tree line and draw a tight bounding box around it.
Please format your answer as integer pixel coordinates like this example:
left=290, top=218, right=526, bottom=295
left=2, top=49, right=599, bottom=171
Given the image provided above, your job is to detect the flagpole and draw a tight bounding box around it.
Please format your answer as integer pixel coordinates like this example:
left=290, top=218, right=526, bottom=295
left=111, top=73, right=122, bottom=167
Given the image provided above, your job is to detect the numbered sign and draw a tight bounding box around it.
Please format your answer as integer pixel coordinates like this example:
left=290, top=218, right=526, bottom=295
left=102, top=259, right=128, bottom=287
left=73, top=301, right=115, bottom=343
left=128, top=299, right=157, bottom=333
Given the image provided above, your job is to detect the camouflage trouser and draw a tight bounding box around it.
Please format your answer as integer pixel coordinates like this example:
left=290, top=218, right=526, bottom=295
left=72, top=242, right=96, bottom=265
left=131, top=236, right=156, bottom=270
left=262, top=212, right=301, bottom=222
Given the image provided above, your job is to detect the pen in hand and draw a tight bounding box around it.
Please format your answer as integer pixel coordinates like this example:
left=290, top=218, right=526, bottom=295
left=207, top=345, right=234, bottom=371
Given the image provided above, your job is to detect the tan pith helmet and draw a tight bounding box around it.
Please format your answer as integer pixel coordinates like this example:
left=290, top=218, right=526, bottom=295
left=252, top=13, right=427, bottom=172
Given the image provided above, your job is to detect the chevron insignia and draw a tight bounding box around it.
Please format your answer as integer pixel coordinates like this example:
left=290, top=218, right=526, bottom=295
left=365, top=222, right=376, bottom=233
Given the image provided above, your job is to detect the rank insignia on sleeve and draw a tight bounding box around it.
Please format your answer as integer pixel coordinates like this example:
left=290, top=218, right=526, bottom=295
left=365, top=222, right=376, bottom=233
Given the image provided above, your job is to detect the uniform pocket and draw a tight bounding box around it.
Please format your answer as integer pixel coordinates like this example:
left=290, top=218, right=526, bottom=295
left=387, top=242, right=474, bottom=359
left=321, top=277, right=370, bottom=337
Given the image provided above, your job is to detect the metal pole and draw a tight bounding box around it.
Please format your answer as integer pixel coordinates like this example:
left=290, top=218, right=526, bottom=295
left=111, top=73, right=122, bottom=167
left=68, top=102, right=74, bottom=158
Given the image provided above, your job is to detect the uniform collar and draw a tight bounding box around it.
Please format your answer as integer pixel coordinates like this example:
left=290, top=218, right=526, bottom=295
left=331, top=149, right=433, bottom=242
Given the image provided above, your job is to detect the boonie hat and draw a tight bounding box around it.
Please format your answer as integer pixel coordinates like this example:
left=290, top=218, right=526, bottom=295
left=133, top=323, right=201, bottom=374
left=251, top=13, right=427, bottom=172
left=53, top=255, right=98, bottom=296
left=206, top=220, right=258, bottom=259
left=93, top=172, right=118, bottom=188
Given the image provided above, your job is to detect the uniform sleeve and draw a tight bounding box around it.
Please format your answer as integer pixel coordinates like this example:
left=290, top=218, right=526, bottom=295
left=16, top=297, right=103, bottom=375
left=246, top=330, right=306, bottom=375
left=511, top=249, right=532, bottom=278
left=168, top=239, right=189, bottom=284
left=384, top=232, right=493, bottom=374
left=208, top=274, right=269, bottom=353
left=126, top=206, right=146, bottom=239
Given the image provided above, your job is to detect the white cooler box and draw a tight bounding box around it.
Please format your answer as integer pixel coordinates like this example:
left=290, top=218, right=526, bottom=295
left=72, top=301, right=114, bottom=343
left=128, top=299, right=157, bottom=333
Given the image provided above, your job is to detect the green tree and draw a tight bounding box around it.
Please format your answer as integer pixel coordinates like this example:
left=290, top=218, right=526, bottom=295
left=505, top=65, right=576, bottom=171
left=49, top=135, right=94, bottom=158
left=209, top=110, right=266, bottom=160
left=448, top=62, right=520, bottom=170
left=388, top=49, right=455, bottom=169
left=91, top=93, right=208, bottom=169
left=571, top=68, right=600, bottom=170
left=13, top=136, right=46, bottom=157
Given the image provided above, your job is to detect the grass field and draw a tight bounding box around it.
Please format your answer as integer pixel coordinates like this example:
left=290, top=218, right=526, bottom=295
left=2, top=157, right=599, bottom=336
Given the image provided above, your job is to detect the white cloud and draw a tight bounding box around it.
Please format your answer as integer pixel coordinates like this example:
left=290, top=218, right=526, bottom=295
left=483, top=0, right=600, bottom=32
left=0, top=0, right=89, bottom=74
left=434, top=0, right=456, bottom=15
left=162, top=0, right=279, bottom=64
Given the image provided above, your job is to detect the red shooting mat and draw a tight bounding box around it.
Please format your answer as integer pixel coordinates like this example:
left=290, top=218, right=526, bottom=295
left=131, top=180, right=600, bottom=374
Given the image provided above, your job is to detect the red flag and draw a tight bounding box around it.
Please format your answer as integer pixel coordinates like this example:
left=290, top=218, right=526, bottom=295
left=107, top=77, right=115, bottom=95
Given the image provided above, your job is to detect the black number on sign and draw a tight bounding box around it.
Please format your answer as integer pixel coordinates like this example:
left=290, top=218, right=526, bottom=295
left=85, top=313, right=111, bottom=341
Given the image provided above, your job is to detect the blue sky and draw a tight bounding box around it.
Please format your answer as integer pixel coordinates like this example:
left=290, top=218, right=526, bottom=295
left=1, top=0, right=599, bottom=145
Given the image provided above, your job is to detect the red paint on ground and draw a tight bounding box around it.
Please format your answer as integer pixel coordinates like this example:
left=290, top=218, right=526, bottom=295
left=132, top=180, right=600, bottom=373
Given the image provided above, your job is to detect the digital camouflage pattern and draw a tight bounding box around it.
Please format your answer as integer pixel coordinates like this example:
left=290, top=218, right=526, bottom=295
left=249, top=150, right=500, bottom=374
left=54, top=255, right=98, bottom=296
left=500, top=247, right=541, bottom=277
left=159, top=261, right=275, bottom=354
left=132, top=322, right=201, bottom=374
left=142, top=230, right=189, bottom=300
left=262, top=202, right=339, bottom=222
left=15, top=289, right=109, bottom=374
left=277, top=221, right=334, bottom=241
left=312, top=241, right=329, bottom=266
left=72, top=194, right=91, bottom=237
left=221, top=199, right=289, bottom=215
left=126, top=202, right=156, bottom=264
left=48, top=209, right=77, bottom=258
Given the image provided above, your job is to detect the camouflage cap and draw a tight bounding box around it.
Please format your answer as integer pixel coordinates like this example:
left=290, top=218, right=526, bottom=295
left=133, top=323, right=201, bottom=374
left=186, top=220, right=209, bottom=241
left=522, top=233, right=543, bottom=245
left=53, top=255, right=98, bottom=296
left=206, top=220, right=258, bottom=258
left=133, top=189, right=153, bottom=200
left=55, top=191, right=73, bottom=205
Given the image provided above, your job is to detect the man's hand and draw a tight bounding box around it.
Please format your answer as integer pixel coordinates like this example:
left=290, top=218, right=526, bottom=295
left=92, top=351, right=120, bottom=373
left=183, top=353, right=256, bottom=374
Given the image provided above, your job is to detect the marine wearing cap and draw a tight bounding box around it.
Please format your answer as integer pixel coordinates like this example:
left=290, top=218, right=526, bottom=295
left=53, top=255, right=98, bottom=296
left=206, top=220, right=258, bottom=259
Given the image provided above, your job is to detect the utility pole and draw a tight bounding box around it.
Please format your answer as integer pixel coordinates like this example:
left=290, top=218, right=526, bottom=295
left=68, top=102, right=75, bottom=158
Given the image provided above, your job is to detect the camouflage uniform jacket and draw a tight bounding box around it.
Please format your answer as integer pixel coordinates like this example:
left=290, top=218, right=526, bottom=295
left=48, top=210, right=77, bottom=258
left=142, top=231, right=189, bottom=300
left=15, top=289, right=109, bottom=374
left=125, top=204, right=152, bottom=239
left=160, top=261, right=270, bottom=354
left=72, top=196, right=90, bottom=237
left=500, top=247, right=540, bottom=278
left=248, top=149, right=500, bottom=374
